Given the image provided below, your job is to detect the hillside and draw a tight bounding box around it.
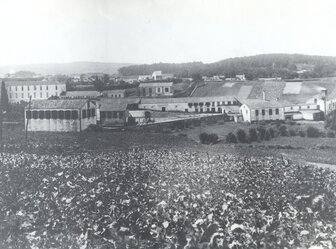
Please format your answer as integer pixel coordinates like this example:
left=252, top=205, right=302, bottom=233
left=119, top=54, right=336, bottom=80
left=0, top=62, right=133, bottom=76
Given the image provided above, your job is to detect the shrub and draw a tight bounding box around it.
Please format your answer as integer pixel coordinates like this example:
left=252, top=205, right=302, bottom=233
left=306, top=126, right=320, bottom=138
left=248, top=128, right=258, bottom=142
left=127, top=116, right=137, bottom=126
left=236, top=129, right=248, bottom=143
left=268, top=127, right=275, bottom=138
left=199, top=132, right=218, bottom=144
left=327, top=131, right=335, bottom=138
left=264, top=130, right=271, bottom=141
left=298, top=130, right=306, bottom=137
left=226, top=132, right=237, bottom=143
left=288, top=128, right=297, bottom=137
left=279, top=125, right=288, bottom=136
left=257, top=126, right=266, bottom=140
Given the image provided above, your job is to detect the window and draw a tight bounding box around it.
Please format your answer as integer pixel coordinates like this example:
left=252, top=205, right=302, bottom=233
left=307, top=105, right=310, bottom=109
left=56, top=85, right=58, bottom=90
left=45, top=111, right=51, bottom=119
left=195, top=108, right=198, bottom=113
left=82, top=110, right=87, bottom=118
left=100, top=111, right=106, bottom=119
left=275, top=108, right=279, bottom=115
left=217, top=102, right=220, bottom=106
left=269, top=109, right=273, bottom=115
left=314, top=98, right=317, bottom=104
left=46, top=86, right=48, bottom=90
left=34, top=85, right=37, bottom=90
left=113, top=112, right=118, bottom=118
left=262, top=109, right=265, bottom=115
left=65, top=111, right=71, bottom=120
left=91, top=109, right=96, bottom=117
left=38, top=111, right=45, bottom=119
left=157, top=87, right=161, bottom=93
left=71, top=110, right=78, bottom=119
left=22, top=86, right=24, bottom=91
left=26, top=111, right=31, bottom=119
left=87, top=109, right=91, bottom=118
left=58, top=110, right=64, bottom=119
left=119, top=112, right=124, bottom=118
left=28, top=86, right=30, bottom=91
left=15, top=86, right=17, bottom=91
left=119, top=94, right=121, bottom=98
left=32, top=111, right=38, bottom=119
left=255, top=110, right=259, bottom=116
left=107, top=111, right=112, bottom=119
left=165, top=87, right=169, bottom=92
left=40, top=85, right=42, bottom=90
left=228, top=101, right=231, bottom=105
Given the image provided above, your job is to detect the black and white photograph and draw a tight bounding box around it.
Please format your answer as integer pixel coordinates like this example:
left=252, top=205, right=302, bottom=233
left=1, top=0, right=336, bottom=248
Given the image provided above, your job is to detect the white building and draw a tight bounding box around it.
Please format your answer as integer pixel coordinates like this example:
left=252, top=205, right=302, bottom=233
left=240, top=100, right=285, bottom=122
left=139, top=96, right=239, bottom=113
left=6, top=80, right=66, bottom=103
left=25, top=99, right=96, bottom=132
left=102, top=89, right=126, bottom=98
left=139, top=82, right=174, bottom=97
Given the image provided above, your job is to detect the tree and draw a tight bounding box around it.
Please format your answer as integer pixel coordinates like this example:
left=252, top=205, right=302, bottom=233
left=93, top=76, right=105, bottom=91
left=248, top=128, right=258, bottom=142
left=0, top=81, right=9, bottom=113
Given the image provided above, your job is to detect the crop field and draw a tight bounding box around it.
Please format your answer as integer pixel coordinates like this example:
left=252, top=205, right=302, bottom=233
left=1, top=126, right=336, bottom=248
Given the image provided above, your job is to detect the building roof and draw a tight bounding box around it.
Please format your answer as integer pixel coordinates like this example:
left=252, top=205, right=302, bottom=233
left=28, top=99, right=94, bottom=110
left=5, top=80, right=65, bottom=86
left=242, top=99, right=283, bottom=109
left=139, top=82, right=173, bottom=87
left=65, top=91, right=101, bottom=97
left=140, top=96, right=238, bottom=104
left=103, top=89, right=126, bottom=93
left=98, top=98, right=140, bottom=111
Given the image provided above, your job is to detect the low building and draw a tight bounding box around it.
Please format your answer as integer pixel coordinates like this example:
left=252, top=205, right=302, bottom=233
left=25, top=99, right=96, bottom=132
left=240, top=100, right=285, bottom=122
left=139, top=96, right=239, bottom=113
left=128, top=110, right=153, bottom=125
left=97, top=98, right=140, bottom=126
left=5, top=80, right=66, bottom=103
left=62, top=90, right=101, bottom=99
left=102, top=89, right=126, bottom=98
left=139, top=82, right=174, bottom=97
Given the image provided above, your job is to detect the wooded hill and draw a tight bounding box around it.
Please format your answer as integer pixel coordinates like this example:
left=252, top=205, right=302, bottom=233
left=118, top=54, right=336, bottom=80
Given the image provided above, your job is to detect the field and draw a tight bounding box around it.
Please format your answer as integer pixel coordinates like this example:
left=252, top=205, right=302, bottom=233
left=1, top=126, right=336, bottom=248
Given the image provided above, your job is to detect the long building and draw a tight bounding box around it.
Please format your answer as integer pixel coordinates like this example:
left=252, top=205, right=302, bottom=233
left=5, top=80, right=66, bottom=103
left=25, top=99, right=96, bottom=132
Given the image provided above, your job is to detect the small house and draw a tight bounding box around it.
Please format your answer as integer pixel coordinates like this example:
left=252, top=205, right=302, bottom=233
left=240, top=100, right=285, bottom=122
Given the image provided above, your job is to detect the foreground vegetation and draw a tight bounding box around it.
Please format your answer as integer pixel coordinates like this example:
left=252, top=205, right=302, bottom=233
left=0, top=128, right=336, bottom=248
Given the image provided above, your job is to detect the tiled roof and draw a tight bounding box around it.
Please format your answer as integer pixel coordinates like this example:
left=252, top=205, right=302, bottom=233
left=140, top=96, right=238, bottom=104
left=28, top=99, right=94, bottom=109
left=242, top=99, right=283, bottom=109
left=98, top=98, right=140, bottom=111
left=139, top=82, right=173, bottom=87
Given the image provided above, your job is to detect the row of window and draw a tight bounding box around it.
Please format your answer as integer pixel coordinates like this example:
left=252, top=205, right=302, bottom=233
left=141, top=87, right=171, bottom=95
left=8, top=85, right=61, bottom=91
left=188, top=101, right=237, bottom=107
left=26, top=109, right=96, bottom=120
left=100, top=111, right=125, bottom=119
left=10, top=92, right=56, bottom=99
left=255, top=108, right=279, bottom=116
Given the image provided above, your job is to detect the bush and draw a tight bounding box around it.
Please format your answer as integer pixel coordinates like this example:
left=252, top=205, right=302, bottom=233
left=288, top=128, right=297, bottom=137
left=226, top=132, right=237, bottom=143
left=236, top=129, right=248, bottom=143
left=248, top=128, right=258, bottom=142
left=199, top=132, right=219, bottom=145
left=298, top=130, right=306, bottom=137
left=327, top=131, right=335, bottom=138
left=268, top=128, right=275, bottom=138
left=279, top=125, right=288, bottom=136
left=127, top=116, right=137, bottom=126
left=306, top=126, right=320, bottom=138
left=257, top=126, right=266, bottom=140
left=264, top=130, right=271, bottom=141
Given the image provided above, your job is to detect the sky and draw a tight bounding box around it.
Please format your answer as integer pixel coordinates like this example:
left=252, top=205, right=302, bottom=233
left=0, top=0, right=336, bottom=65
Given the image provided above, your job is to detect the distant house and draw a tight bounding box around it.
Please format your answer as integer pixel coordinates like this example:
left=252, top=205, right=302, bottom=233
left=139, top=82, right=174, bottom=97
left=152, top=71, right=174, bottom=81
left=5, top=80, right=66, bottom=103
left=25, top=99, right=96, bottom=132
left=240, top=100, right=285, bottom=122
left=102, top=89, right=126, bottom=98
left=97, top=98, right=140, bottom=126
left=121, top=76, right=139, bottom=84
left=138, top=75, right=153, bottom=82
left=62, top=90, right=101, bottom=99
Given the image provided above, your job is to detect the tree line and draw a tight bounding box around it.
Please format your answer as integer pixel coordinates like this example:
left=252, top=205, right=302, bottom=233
left=118, top=53, right=336, bottom=80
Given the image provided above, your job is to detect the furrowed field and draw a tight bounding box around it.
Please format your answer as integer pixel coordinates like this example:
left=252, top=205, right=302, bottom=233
left=1, top=127, right=336, bottom=249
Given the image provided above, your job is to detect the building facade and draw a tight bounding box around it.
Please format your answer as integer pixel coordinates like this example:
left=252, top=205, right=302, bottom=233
left=240, top=100, right=285, bottom=122
left=102, top=89, right=126, bottom=98
left=25, top=99, right=96, bottom=132
left=139, top=82, right=174, bottom=97
left=139, top=96, right=240, bottom=113
left=6, top=81, right=66, bottom=103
